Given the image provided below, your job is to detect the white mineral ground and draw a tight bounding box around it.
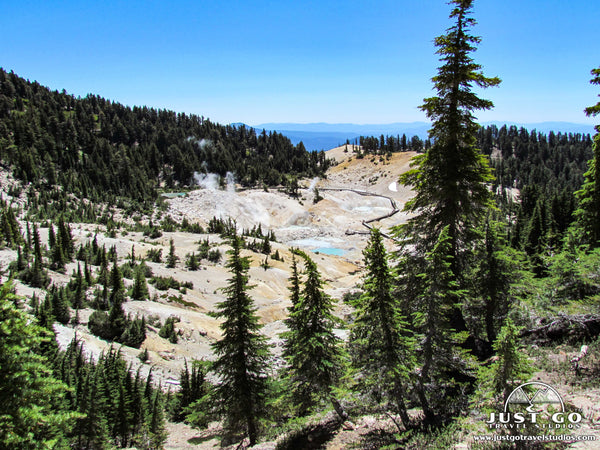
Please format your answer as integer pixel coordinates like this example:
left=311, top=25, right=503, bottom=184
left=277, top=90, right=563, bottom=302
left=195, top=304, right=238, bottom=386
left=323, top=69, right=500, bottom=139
left=1, top=147, right=418, bottom=385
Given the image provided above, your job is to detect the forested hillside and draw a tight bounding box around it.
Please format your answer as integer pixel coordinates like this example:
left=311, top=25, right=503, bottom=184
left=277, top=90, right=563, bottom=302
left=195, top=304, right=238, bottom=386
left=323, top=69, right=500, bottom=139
left=353, top=123, right=594, bottom=272
left=0, top=68, right=329, bottom=207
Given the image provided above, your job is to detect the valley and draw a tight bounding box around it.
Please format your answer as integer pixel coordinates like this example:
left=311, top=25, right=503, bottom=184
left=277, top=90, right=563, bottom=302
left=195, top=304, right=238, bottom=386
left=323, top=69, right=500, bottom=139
left=2, top=0, right=599, bottom=444
left=1, top=146, right=417, bottom=387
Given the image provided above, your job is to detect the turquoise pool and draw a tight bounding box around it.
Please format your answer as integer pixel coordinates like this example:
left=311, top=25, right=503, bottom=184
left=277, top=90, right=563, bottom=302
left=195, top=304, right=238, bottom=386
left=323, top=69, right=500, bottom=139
left=313, top=247, right=346, bottom=256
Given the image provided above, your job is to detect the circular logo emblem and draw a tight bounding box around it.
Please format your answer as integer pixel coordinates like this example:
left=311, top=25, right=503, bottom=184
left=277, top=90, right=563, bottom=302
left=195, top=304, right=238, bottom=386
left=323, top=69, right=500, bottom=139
left=504, top=382, right=564, bottom=414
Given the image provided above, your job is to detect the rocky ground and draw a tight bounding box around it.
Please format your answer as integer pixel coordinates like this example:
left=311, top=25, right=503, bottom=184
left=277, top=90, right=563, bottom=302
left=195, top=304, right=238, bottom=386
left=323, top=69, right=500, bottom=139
left=0, top=146, right=418, bottom=388
left=3, top=146, right=599, bottom=448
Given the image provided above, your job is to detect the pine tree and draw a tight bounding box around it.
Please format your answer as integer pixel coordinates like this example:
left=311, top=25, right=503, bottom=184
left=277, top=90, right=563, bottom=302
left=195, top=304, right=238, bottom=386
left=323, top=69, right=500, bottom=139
left=261, top=235, right=271, bottom=254
left=470, top=219, right=523, bottom=344
left=159, top=316, right=179, bottom=344
left=29, top=223, right=48, bottom=287
left=25, top=222, right=32, bottom=258
left=72, top=263, right=85, bottom=309
left=166, top=238, right=178, bottom=268
left=282, top=251, right=301, bottom=345
left=0, top=281, right=80, bottom=448
left=398, top=0, right=499, bottom=277
left=475, top=318, right=533, bottom=409
left=148, top=388, right=167, bottom=448
left=107, top=258, right=127, bottom=339
left=57, top=216, right=74, bottom=260
left=84, top=259, right=92, bottom=285
left=15, top=245, right=26, bottom=272
left=281, top=250, right=348, bottom=420
left=524, top=200, right=548, bottom=276
left=574, top=66, right=600, bottom=248
left=0, top=203, right=21, bottom=247
left=49, top=287, right=71, bottom=325
left=185, top=252, right=200, bottom=271
left=131, top=264, right=149, bottom=300
left=50, top=229, right=66, bottom=271
left=208, top=232, right=270, bottom=446
left=174, top=360, right=210, bottom=422
left=48, top=223, right=56, bottom=251
left=411, top=227, right=470, bottom=424
left=349, top=229, right=415, bottom=428
left=129, top=245, right=136, bottom=266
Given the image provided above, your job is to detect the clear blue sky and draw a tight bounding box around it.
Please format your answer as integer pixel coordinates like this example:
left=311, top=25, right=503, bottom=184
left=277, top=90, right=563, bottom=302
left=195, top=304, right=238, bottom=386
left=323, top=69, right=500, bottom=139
left=1, top=0, right=599, bottom=126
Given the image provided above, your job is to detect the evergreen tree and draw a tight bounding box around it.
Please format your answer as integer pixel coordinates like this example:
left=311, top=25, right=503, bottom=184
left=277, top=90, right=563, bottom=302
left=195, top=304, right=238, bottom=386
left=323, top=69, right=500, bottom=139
left=28, top=223, right=48, bottom=287
left=73, top=363, right=111, bottom=449
left=49, top=287, right=71, bottom=325
left=349, top=229, right=415, bottom=428
left=260, top=235, right=271, bottom=254
left=166, top=238, right=178, bottom=268
left=84, top=259, right=92, bottom=285
left=58, top=216, right=74, bottom=260
left=185, top=252, right=200, bottom=271
left=48, top=223, right=56, bottom=251
left=398, top=0, right=499, bottom=277
left=158, top=316, right=179, bottom=344
left=281, top=251, right=348, bottom=420
left=129, top=245, right=136, bottom=266
left=475, top=318, right=533, bottom=409
left=72, top=263, right=86, bottom=310
left=283, top=251, right=301, bottom=338
left=148, top=388, right=168, bottom=448
left=173, top=360, right=210, bottom=422
left=410, top=227, right=470, bottom=424
left=131, top=263, right=149, bottom=300
left=470, top=219, right=522, bottom=343
left=208, top=232, right=270, bottom=446
left=574, top=66, right=600, bottom=248
left=14, top=245, right=26, bottom=272
left=97, top=257, right=127, bottom=340
left=524, top=200, right=548, bottom=276
left=0, top=203, right=21, bottom=247
left=50, top=229, right=66, bottom=271
left=0, top=281, right=80, bottom=448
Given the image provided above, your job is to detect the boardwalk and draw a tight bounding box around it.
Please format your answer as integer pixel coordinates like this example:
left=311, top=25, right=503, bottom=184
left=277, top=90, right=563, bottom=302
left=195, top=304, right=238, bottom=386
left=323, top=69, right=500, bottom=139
left=319, top=187, right=400, bottom=239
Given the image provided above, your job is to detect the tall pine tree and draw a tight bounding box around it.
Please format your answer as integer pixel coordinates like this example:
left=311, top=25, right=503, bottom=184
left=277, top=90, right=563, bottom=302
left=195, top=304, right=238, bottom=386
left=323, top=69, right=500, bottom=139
left=209, top=232, right=270, bottom=446
left=349, top=229, right=415, bottom=428
left=281, top=251, right=348, bottom=420
left=0, top=281, right=80, bottom=448
left=410, top=227, right=470, bottom=424
left=475, top=318, right=533, bottom=409
left=574, top=66, right=600, bottom=248
left=398, top=0, right=499, bottom=277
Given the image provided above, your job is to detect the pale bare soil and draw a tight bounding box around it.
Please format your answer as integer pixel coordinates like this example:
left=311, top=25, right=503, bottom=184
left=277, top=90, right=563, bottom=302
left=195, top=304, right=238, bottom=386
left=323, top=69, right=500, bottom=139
left=1, top=147, right=418, bottom=388
left=4, top=149, right=598, bottom=448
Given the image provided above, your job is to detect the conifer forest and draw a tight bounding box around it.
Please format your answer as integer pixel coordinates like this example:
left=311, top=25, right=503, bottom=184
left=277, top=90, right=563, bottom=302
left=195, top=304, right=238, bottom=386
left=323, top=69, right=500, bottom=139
left=1, top=0, right=600, bottom=448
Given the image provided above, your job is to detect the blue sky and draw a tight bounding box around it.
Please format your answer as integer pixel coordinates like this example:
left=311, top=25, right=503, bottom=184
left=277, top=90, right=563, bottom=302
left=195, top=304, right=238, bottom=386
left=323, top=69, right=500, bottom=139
left=1, top=0, right=599, bottom=126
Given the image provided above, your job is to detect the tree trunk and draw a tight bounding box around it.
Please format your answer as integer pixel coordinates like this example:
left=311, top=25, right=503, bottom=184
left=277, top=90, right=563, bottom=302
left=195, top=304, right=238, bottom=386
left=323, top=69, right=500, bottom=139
left=415, top=379, right=436, bottom=425
left=330, top=396, right=349, bottom=423
left=247, top=414, right=257, bottom=447
left=394, top=386, right=411, bottom=429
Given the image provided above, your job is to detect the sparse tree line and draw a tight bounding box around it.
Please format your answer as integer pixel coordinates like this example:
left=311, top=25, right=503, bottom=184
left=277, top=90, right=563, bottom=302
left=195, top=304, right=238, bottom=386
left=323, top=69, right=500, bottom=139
left=1, top=200, right=287, bottom=353
left=350, top=133, right=430, bottom=156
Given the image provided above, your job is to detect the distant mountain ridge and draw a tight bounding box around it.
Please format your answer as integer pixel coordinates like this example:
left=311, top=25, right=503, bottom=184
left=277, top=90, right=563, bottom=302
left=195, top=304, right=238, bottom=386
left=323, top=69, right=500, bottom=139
left=250, top=121, right=596, bottom=151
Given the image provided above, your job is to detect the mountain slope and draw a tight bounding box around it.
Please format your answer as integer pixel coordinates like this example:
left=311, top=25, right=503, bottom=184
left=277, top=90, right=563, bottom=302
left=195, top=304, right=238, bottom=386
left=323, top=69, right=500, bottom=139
left=0, top=69, right=329, bottom=209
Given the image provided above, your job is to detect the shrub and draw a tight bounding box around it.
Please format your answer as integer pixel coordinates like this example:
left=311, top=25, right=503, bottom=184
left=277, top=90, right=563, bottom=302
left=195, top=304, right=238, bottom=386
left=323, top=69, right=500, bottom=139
left=159, top=316, right=180, bottom=344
